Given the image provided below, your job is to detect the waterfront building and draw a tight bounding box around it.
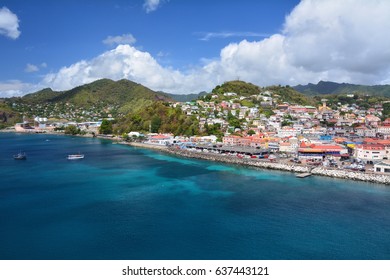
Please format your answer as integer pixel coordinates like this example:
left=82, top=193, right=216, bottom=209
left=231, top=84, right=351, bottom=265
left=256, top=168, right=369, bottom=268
left=147, top=134, right=174, bottom=146
left=374, top=160, right=390, bottom=173
left=354, top=144, right=388, bottom=164
left=298, top=143, right=346, bottom=160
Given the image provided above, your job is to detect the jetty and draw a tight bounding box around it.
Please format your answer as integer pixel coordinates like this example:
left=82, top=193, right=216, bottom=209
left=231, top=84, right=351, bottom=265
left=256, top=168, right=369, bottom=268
left=296, top=173, right=312, bottom=178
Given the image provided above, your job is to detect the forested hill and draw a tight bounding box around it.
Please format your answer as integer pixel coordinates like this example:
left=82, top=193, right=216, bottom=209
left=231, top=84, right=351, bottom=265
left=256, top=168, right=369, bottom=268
left=210, top=80, right=314, bottom=105
left=7, top=79, right=173, bottom=117
left=20, top=79, right=171, bottom=105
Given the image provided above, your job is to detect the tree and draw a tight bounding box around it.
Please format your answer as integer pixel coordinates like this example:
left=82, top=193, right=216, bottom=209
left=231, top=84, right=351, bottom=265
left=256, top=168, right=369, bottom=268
left=383, top=102, right=390, bottom=119
left=151, top=116, right=161, bottom=133
left=229, top=118, right=241, bottom=129
left=247, top=129, right=256, bottom=136
left=99, top=119, right=113, bottom=134
left=64, top=125, right=80, bottom=135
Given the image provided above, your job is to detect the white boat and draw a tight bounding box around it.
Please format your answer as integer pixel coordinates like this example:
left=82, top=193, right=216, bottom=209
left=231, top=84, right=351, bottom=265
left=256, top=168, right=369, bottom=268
left=13, top=151, right=27, bottom=160
left=67, top=153, right=84, bottom=160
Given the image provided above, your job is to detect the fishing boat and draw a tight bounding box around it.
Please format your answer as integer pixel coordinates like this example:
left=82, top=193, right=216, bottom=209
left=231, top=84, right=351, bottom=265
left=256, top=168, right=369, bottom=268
left=13, top=152, right=27, bottom=160
left=67, top=153, right=84, bottom=160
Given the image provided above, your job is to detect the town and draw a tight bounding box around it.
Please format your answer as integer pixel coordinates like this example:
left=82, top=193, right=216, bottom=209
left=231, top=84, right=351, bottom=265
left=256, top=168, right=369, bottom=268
left=8, top=83, right=390, bottom=179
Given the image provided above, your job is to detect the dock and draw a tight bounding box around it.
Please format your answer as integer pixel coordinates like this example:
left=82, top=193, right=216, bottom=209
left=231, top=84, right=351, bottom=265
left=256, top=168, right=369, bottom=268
left=296, top=173, right=312, bottom=178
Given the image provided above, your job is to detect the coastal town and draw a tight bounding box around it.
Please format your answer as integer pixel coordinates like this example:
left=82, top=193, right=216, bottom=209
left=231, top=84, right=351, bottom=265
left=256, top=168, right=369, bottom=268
left=6, top=85, right=390, bottom=184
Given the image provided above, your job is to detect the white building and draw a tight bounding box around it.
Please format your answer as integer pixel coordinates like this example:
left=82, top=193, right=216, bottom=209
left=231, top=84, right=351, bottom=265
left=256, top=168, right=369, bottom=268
left=377, top=126, right=390, bottom=135
left=277, top=127, right=300, bottom=138
left=374, top=161, right=390, bottom=173
left=354, top=144, right=389, bottom=163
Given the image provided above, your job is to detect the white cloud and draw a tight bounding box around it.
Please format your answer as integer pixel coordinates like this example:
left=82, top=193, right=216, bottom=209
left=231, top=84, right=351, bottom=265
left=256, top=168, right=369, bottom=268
left=41, top=44, right=208, bottom=94
left=103, top=34, right=136, bottom=46
left=6, top=0, right=390, bottom=98
left=282, top=0, right=390, bottom=84
left=0, top=80, right=41, bottom=97
left=0, top=7, right=20, bottom=39
left=25, top=64, right=39, bottom=73
left=143, top=0, right=161, bottom=13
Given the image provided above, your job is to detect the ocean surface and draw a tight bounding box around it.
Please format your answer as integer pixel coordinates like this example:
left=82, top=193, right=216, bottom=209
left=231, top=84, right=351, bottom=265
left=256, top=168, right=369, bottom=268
left=1, top=133, right=390, bottom=260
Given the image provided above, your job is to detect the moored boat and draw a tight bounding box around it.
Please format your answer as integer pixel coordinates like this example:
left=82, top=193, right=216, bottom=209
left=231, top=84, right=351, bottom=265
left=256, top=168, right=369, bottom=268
left=67, top=153, right=84, bottom=160
left=13, top=152, right=27, bottom=160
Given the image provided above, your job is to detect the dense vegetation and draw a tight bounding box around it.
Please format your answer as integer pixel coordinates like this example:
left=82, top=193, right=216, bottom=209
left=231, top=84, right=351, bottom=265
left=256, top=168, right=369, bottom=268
left=6, top=79, right=172, bottom=120
left=0, top=102, right=21, bottom=129
left=114, top=102, right=200, bottom=136
left=265, top=85, right=314, bottom=106
left=212, top=80, right=261, bottom=96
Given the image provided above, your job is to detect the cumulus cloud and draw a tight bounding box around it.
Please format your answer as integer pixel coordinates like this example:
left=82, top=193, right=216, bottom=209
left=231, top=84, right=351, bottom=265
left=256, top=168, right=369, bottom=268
left=103, top=34, right=136, bottom=46
left=0, top=80, right=41, bottom=97
left=6, top=0, right=390, bottom=97
left=282, top=0, right=390, bottom=83
left=41, top=44, right=213, bottom=94
left=0, top=7, right=21, bottom=39
left=25, top=64, right=39, bottom=73
left=143, top=0, right=162, bottom=13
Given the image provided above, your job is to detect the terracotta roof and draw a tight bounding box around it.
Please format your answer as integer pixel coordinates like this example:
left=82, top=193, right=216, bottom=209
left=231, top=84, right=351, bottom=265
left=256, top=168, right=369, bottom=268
left=356, top=144, right=385, bottom=150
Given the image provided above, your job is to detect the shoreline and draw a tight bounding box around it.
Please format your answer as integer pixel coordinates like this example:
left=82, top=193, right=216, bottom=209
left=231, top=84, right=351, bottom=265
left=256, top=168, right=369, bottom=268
left=126, top=142, right=390, bottom=185
left=3, top=130, right=390, bottom=185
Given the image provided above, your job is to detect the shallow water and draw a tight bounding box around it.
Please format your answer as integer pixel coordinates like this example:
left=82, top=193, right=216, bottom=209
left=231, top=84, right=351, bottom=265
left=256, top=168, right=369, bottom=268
left=1, top=133, right=390, bottom=259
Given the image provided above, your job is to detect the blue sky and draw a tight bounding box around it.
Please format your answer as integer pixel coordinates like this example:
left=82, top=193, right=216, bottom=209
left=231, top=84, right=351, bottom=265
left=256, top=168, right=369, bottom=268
left=1, top=0, right=390, bottom=97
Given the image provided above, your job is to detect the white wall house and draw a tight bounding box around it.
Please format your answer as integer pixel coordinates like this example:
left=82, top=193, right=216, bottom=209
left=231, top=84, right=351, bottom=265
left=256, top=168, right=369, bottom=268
left=277, top=127, right=300, bottom=138
left=377, top=126, right=390, bottom=135
left=354, top=144, right=389, bottom=163
left=374, top=161, right=390, bottom=173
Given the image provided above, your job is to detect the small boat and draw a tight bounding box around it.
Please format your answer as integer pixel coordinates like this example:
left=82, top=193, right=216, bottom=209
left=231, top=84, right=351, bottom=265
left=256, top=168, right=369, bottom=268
left=13, top=152, right=27, bottom=160
left=67, top=153, right=84, bottom=160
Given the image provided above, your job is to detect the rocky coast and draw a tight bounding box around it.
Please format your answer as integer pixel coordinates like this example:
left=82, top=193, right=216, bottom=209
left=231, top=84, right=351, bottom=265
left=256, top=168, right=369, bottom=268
left=132, top=145, right=390, bottom=185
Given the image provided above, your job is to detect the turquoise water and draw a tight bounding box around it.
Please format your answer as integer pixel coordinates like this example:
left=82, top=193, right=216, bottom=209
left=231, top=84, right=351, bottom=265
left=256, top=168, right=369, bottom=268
left=1, top=133, right=390, bottom=260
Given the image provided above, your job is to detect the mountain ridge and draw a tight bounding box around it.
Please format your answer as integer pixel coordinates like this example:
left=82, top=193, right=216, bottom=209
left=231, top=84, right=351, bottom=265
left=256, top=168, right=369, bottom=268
left=293, top=80, right=390, bottom=97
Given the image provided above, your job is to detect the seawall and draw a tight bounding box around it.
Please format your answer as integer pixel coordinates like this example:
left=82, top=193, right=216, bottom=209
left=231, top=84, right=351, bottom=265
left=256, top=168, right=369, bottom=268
left=164, top=147, right=390, bottom=185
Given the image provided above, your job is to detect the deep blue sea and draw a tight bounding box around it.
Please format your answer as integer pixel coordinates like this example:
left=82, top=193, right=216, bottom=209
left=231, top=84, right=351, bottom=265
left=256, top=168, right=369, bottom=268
left=1, top=133, right=390, bottom=260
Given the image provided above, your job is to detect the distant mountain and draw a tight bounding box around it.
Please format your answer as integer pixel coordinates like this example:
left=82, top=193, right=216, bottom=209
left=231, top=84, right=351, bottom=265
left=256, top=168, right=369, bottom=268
left=294, top=81, right=390, bottom=97
left=162, top=91, right=208, bottom=102
left=15, top=79, right=172, bottom=115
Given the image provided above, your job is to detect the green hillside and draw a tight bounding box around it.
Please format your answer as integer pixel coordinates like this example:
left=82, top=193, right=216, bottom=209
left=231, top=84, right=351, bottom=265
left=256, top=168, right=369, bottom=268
left=212, top=80, right=261, bottom=96
left=114, top=101, right=199, bottom=136
left=50, top=79, right=169, bottom=106
left=0, top=102, right=21, bottom=129
left=265, top=85, right=314, bottom=106
left=210, top=80, right=314, bottom=105
left=22, top=88, right=63, bottom=104
left=6, top=79, right=172, bottom=120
